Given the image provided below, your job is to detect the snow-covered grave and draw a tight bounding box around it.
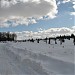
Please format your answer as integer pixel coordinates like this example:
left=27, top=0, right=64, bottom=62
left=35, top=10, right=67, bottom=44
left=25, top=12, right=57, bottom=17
left=0, top=38, right=75, bottom=75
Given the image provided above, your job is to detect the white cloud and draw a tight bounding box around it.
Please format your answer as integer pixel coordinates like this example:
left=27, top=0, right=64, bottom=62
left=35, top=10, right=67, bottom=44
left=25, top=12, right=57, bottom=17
left=57, top=1, right=61, bottom=6
left=73, top=5, right=75, bottom=9
left=0, top=18, right=10, bottom=28
left=72, top=0, right=75, bottom=10
left=70, top=12, right=75, bottom=15
left=0, top=0, right=58, bottom=27
left=0, top=17, right=37, bottom=27
left=16, top=27, right=75, bottom=40
left=62, top=0, right=75, bottom=15
left=72, top=25, right=75, bottom=29
left=62, top=0, right=70, bottom=3
left=73, top=1, right=75, bottom=4
left=61, top=0, right=75, bottom=11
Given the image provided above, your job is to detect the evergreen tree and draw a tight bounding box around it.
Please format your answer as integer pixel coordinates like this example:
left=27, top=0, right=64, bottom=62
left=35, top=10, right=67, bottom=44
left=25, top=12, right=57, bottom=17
left=48, top=38, right=51, bottom=44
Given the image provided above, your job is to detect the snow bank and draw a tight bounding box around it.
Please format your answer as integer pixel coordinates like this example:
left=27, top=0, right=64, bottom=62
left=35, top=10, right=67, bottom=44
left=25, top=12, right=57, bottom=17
left=0, top=39, right=74, bottom=75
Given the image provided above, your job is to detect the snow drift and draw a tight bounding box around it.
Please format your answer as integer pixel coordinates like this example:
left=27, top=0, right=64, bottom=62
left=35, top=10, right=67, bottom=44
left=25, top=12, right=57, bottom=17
left=0, top=39, right=74, bottom=75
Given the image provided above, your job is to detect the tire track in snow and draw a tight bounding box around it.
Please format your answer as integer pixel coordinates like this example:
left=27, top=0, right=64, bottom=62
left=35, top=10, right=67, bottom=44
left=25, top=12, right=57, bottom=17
left=8, top=44, right=75, bottom=75
left=4, top=43, right=49, bottom=75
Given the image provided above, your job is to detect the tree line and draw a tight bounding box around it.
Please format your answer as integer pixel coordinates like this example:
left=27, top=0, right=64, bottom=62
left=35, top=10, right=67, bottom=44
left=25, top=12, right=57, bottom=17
left=17, top=34, right=75, bottom=45
left=0, top=32, right=17, bottom=41
left=0, top=32, right=75, bottom=45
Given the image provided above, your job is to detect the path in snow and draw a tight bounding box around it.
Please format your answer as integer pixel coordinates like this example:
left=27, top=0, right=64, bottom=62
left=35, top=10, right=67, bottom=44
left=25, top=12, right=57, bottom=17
left=0, top=43, right=25, bottom=75
left=0, top=43, right=48, bottom=75
left=0, top=42, right=75, bottom=75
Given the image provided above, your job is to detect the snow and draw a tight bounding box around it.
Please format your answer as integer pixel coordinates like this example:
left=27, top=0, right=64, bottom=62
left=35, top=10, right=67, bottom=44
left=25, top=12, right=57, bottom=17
left=0, top=39, right=75, bottom=75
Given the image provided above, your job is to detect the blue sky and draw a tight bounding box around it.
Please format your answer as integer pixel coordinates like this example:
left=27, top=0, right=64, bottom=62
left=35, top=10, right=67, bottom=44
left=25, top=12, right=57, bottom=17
left=0, top=0, right=74, bottom=32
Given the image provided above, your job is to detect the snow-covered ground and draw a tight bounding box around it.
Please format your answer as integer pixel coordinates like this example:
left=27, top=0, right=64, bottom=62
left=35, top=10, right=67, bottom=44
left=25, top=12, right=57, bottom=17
left=0, top=39, right=75, bottom=75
